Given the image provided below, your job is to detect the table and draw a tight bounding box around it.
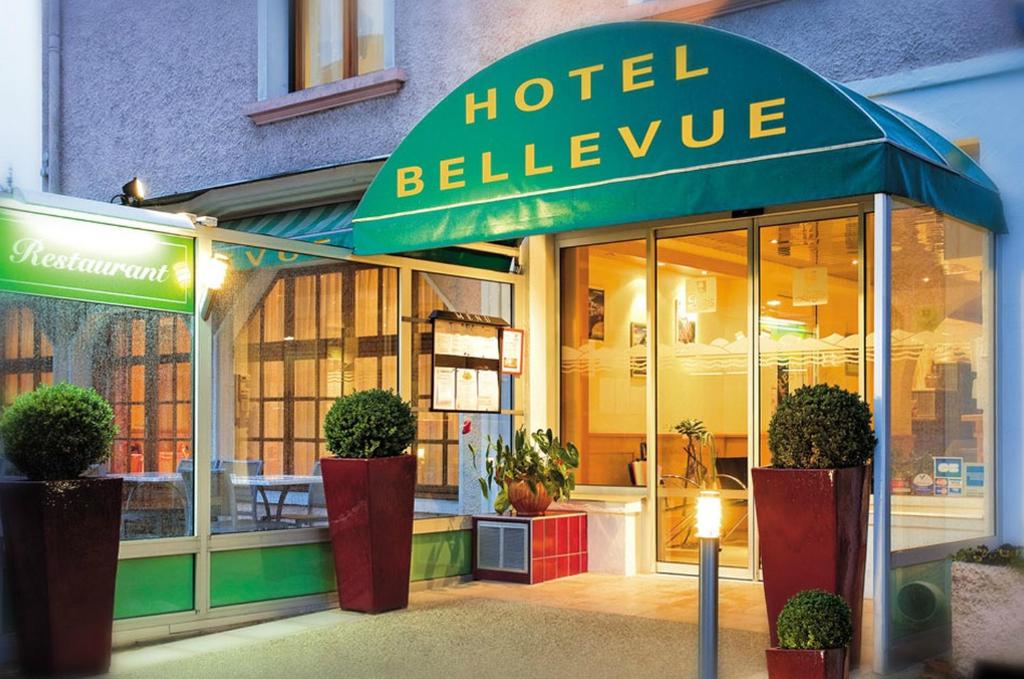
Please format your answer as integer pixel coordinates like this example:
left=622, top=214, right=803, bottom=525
left=111, top=472, right=189, bottom=536
left=230, top=475, right=323, bottom=522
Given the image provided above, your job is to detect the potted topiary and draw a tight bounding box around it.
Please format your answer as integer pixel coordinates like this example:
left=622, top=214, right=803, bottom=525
left=0, top=382, right=119, bottom=675
left=766, top=589, right=853, bottom=679
left=473, top=427, right=579, bottom=516
left=950, top=544, right=1024, bottom=676
left=752, top=384, right=876, bottom=668
left=321, top=388, right=417, bottom=613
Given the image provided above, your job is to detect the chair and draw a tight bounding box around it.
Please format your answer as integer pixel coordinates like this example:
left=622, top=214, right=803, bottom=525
left=215, top=459, right=264, bottom=522
left=280, top=459, right=327, bottom=527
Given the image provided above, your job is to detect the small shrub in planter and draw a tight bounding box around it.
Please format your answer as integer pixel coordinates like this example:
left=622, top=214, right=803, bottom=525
left=0, top=382, right=116, bottom=480
left=767, top=590, right=852, bottom=679
left=323, top=388, right=416, bottom=459
left=777, top=589, right=854, bottom=651
left=0, top=383, right=121, bottom=675
left=951, top=544, right=1024, bottom=676
left=320, top=389, right=418, bottom=613
left=767, top=384, right=876, bottom=469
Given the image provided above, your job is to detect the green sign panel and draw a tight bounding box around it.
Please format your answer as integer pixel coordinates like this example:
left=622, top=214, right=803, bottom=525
left=0, top=206, right=194, bottom=313
left=352, top=22, right=1003, bottom=254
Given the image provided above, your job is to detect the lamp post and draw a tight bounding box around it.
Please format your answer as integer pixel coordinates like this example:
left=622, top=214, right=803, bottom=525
left=696, top=489, right=722, bottom=679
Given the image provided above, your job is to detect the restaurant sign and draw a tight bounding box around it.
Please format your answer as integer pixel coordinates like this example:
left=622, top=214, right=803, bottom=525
left=0, top=206, right=194, bottom=313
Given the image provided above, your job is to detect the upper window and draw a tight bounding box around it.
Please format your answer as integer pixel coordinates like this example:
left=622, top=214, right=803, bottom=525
left=293, top=0, right=395, bottom=90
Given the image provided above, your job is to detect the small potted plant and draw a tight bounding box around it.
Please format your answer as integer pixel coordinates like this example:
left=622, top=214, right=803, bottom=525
left=752, top=384, right=876, bottom=667
left=0, top=382, right=120, bottom=675
left=321, top=389, right=417, bottom=613
left=950, top=543, right=1024, bottom=676
left=474, top=427, right=578, bottom=516
left=766, top=589, right=853, bottom=679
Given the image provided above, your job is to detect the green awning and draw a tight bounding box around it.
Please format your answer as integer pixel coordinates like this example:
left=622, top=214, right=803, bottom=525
left=221, top=202, right=356, bottom=249
left=351, top=22, right=1004, bottom=255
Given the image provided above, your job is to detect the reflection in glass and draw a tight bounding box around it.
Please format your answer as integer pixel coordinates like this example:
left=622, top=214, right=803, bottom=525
left=888, top=208, right=993, bottom=549
left=655, top=230, right=749, bottom=568
left=560, top=241, right=647, bottom=487
left=209, top=244, right=397, bottom=533
left=0, top=294, right=194, bottom=541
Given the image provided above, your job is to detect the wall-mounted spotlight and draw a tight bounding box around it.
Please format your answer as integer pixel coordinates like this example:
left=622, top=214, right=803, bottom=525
left=112, top=177, right=146, bottom=207
left=200, top=253, right=231, bottom=320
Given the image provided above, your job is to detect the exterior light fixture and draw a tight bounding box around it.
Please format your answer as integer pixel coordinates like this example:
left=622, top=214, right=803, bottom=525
left=205, top=253, right=230, bottom=291
left=697, top=489, right=721, bottom=679
left=199, top=253, right=230, bottom=320
left=113, top=177, right=146, bottom=207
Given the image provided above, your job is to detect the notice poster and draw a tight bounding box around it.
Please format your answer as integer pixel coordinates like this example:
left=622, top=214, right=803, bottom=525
left=455, top=368, right=479, bottom=411
left=965, top=463, right=985, bottom=497
left=477, top=370, right=500, bottom=412
left=793, top=266, right=828, bottom=307
left=432, top=367, right=456, bottom=410
left=686, top=277, right=717, bottom=314
left=501, top=328, right=524, bottom=375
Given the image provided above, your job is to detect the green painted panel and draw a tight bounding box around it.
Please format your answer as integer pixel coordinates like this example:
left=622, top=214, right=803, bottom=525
left=210, top=531, right=472, bottom=607
left=210, top=542, right=336, bottom=608
left=114, top=554, right=194, bottom=620
left=0, top=203, right=194, bottom=313
left=411, top=530, right=473, bottom=582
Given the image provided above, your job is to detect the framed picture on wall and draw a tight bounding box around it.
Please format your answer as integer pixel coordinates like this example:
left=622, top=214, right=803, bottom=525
left=588, top=287, right=605, bottom=340
left=630, top=322, right=647, bottom=347
left=675, top=299, right=696, bottom=344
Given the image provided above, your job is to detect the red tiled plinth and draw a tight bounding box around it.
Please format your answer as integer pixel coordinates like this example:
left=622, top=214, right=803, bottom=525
left=473, top=511, right=588, bottom=584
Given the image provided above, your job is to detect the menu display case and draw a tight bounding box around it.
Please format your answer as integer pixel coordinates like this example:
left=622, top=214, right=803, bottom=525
left=430, top=311, right=507, bottom=413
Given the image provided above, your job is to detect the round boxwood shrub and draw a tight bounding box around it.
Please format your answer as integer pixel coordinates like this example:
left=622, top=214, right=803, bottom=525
left=323, top=389, right=416, bottom=459
left=0, top=382, right=117, bottom=481
left=777, top=589, right=853, bottom=650
left=767, top=384, right=876, bottom=469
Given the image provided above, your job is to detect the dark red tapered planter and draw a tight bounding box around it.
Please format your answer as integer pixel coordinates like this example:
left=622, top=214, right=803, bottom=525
left=0, top=477, right=123, bottom=676
left=752, top=466, right=869, bottom=668
left=766, top=648, right=848, bottom=679
left=321, top=455, right=416, bottom=613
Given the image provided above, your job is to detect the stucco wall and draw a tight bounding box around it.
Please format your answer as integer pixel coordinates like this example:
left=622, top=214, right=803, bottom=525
left=57, top=0, right=1023, bottom=201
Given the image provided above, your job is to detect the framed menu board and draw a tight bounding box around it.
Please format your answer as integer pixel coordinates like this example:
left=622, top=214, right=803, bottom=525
left=430, top=311, right=507, bottom=413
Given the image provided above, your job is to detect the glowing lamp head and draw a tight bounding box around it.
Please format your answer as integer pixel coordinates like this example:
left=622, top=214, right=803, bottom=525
left=119, top=177, right=146, bottom=206
left=696, top=490, right=722, bottom=539
left=205, top=253, right=230, bottom=290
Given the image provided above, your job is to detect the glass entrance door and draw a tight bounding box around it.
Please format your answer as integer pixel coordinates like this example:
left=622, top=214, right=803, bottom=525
left=655, top=228, right=752, bottom=573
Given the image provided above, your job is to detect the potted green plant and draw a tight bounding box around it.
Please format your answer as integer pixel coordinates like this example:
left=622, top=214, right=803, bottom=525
left=321, top=388, right=417, bottom=613
left=766, top=589, right=853, bottom=679
left=674, top=418, right=717, bottom=489
left=0, top=382, right=120, bottom=675
left=950, top=544, right=1024, bottom=676
left=752, top=384, right=876, bottom=668
left=474, top=427, right=579, bottom=516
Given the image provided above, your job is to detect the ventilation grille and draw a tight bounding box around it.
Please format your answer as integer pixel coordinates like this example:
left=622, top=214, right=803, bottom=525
left=476, top=521, right=529, bottom=573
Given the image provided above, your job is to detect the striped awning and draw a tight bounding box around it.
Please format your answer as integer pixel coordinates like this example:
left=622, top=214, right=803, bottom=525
left=220, top=202, right=356, bottom=249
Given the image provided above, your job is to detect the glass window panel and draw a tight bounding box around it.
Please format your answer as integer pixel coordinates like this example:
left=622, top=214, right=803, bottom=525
left=176, top=362, right=191, bottom=401
left=295, top=0, right=347, bottom=89
left=656, top=229, right=750, bottom=568
left=411, top=271, right=514, bottom=502
left=131, top=319, right=146, bottom=356
left=888, top=207, right=994, bottom=550
left=131, top=364, right=146, bottom=401
left=210, top=242, right=399, bottom=532
left=158, top=404, right=174, bottom=438
left=759, top=217, right=862, bottom=465
left=559, top=240, right=647, bottom=486
left=176, top=404, right=191, bottom=438
left=158, top=364, right=173, bottom=401
left=356, top=0, right=390, bottom=75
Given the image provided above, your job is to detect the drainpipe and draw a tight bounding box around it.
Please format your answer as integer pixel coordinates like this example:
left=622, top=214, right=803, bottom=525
left=43, top=0, right=61, bottom=194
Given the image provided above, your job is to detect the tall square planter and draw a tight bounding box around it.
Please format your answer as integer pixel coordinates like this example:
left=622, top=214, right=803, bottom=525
left=765, top=647, right=847, bottom=679
left=0, top=477, right=123, bottom=675
left=752, top=466, right=869, bottom=667
left=951, top=561, right=1024, bottom=677
left=321, top=455, right=416, bottom=613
